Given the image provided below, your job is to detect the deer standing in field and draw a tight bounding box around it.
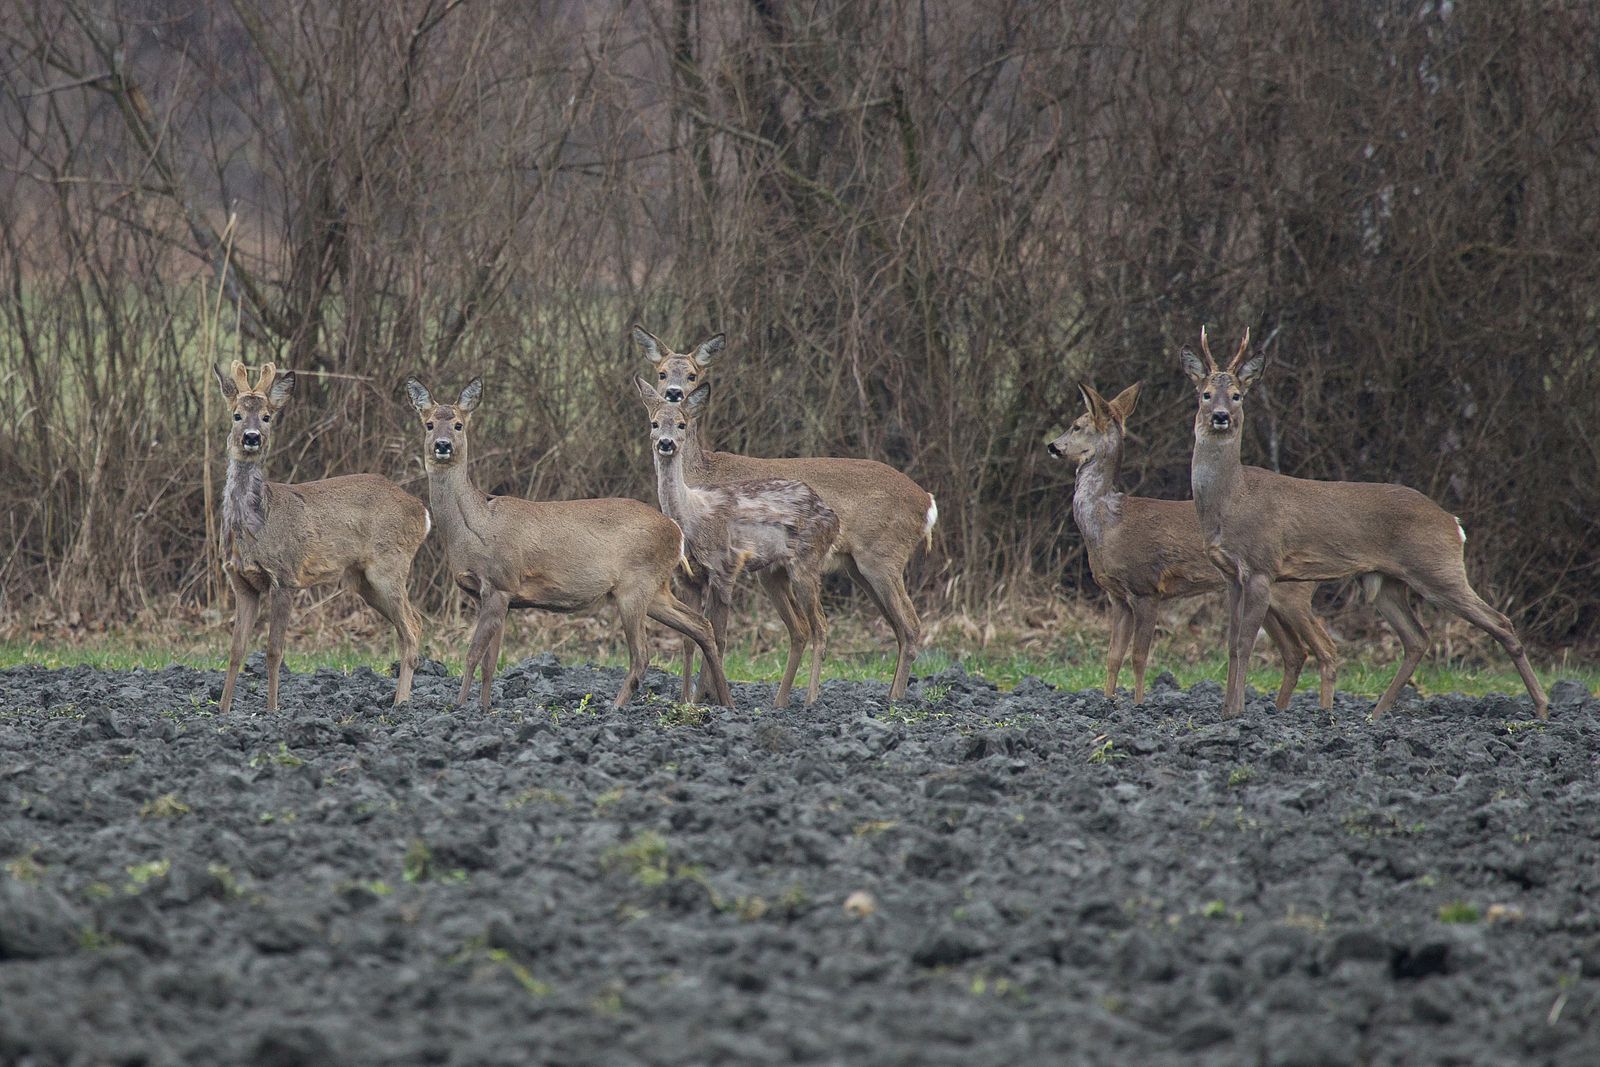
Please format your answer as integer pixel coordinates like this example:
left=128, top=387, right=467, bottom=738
left=405, top=376, right=732, bottom=709
left=1183, top=327, right=1548, bottom=719
left=213, top=361, right=427, bottom=713
left=633, top=326, right=937, bottom=700
left=1047, top=381, right=1337, bottom=707
left=635, top=376, right=839, bottom=707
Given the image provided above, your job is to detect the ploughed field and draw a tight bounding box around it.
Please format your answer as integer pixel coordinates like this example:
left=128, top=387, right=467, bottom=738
left=1, top=658, right=1597, bottom=1066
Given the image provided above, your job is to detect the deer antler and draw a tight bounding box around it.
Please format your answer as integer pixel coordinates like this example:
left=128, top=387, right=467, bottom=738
left=230, top=360, right=252, bottom=394
left=254, top=362, right=277, bottom=397
left=1227, top=328, right=1252, bottom=374
left=1198, top=326, right=1219, bottom=373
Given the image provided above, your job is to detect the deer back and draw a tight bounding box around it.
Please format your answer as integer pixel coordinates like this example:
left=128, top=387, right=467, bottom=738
left=231, top=473, right=427, bottom=590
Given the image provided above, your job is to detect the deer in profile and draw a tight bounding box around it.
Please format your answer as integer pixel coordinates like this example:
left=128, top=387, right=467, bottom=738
left=405, top=376, right=732, bottom=709
left=633, top=325, right=936, bottom=700
left=1047, top=381, right=1337, bottom=707
left=213, top=361, right=427, bottom=713
left=635, top=376, right=839, bottom=707
left=1183, top=327, right=1548, bottom=719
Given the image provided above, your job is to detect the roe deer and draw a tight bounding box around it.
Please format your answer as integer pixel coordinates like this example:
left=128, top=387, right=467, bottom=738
left=212, top=361, right=427, bottom=713
left=405, top=375, right=732, bottom=709
left=633, top=325, right=937, bottom=700
left=635, top=376, right=839, bottom=707
left=1047, top=381, right=1337, bottom=707
left=1183, top=327, right=1548, bottom=720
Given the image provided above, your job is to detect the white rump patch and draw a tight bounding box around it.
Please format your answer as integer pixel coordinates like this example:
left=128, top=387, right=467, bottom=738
left=923, top=495, right=939, bottom=546
left=1455, top=517, right=1466, bottom=544
left=423, top=507, right=432, bottom=538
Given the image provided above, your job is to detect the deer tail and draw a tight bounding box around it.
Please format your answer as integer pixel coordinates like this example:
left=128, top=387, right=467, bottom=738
left=923, top=494, right=939, bottom=550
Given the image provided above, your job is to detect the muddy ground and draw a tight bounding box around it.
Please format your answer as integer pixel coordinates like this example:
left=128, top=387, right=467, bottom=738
left=0, top=657, right=1597, bottom=1066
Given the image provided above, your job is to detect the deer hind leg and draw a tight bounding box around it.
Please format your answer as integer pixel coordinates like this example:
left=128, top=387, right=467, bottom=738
left=846, top=553, right=922, bottom=701
left=646, top=583, right=733, bottom=707
left=1416, top=569, right=1549, bottom=720
left=695, top=584, right=735, bottom=704
left=758, top=570, right=808, bottom=708
left=264, top=587, right=292, bottom=712
left=1128, top=597, right=1159, bottom=704
left=220, top=574, right=262, bottom=714
left=1261, top=606, right=1305, bottom=710
left=797, top=570, right=829, bottom=706
left=356, top=563, right=423, bottom=705
left=1367, top=575, right=1430, bottom=718
left=459, top=588, right=509, bottom=708
left=1225, top=573, right=1274, bottom=718
left=1103, top=600, right=1133, bottom=698
left=676, top=579, right=705, bottom=704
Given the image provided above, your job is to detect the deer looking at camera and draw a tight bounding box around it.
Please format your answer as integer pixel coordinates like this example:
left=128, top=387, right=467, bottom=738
left=405, top=376, right=732, bottom=709
left=1183, top=327, right=1548, bottom=720
left=633, top=325, right=936, bottom=700
left=213, top=361, right=427, bottom=713
left=1047, top=381, right=1337, bottom=707
left=635, top=376, right=839, bottom=707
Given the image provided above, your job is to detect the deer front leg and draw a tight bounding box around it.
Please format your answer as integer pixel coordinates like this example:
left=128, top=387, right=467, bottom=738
left=1227, top=572, right=1274, bottom=717
left=264, top=586, right=292, bottom=712
left=1104, top=600, right=1133, bottom=698
left=219, top=572, right=261, bottom=714
left=1128, top=597, right=1159, bottom=704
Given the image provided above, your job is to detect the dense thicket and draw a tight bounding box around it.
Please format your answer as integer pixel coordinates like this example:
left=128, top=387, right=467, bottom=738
left=1, top=0, right=1596, bottom=641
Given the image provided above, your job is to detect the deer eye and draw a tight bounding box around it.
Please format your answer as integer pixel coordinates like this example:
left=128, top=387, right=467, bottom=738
left=233, top=413, right=242, bottom=421
left=261, top=414, right=270, bottom=422
left=454, top=422, right=463, bottom=431
left=1231, top=393, right=1241, bottom=402
left=650, top=421, right=658, bottom=429
left=1202, top=392, right=1212, bottom=401
left=426, top=421, right=434, bottom=430
left=677, top=422, right=686, bottom=430
left=687, top=373, right=696, bottom=381
left=658, top=372, right=667, bottom=380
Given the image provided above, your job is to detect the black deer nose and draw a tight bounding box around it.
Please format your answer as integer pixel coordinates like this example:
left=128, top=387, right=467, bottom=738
left=662, top=387, right=684, bottom=403
left=1047, top=442, right=1061, bottom=456
left=433, top=440, right=453, bottom=456
left=241, top=430, right=261, bottom=447
left=1211, top=412, right=1231, bottom=429
left=656, top=438, right=677, bottom=454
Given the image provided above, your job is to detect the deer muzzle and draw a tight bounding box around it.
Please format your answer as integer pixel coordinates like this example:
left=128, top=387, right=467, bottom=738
left=662, top=386, right=684, bottom=403
left=656, top=438, right=677, bottom=455
left=240, top=430, right=262, bottom=451
left=1209, top=410, right=1232, bottom=431
left=432, top=439, right=454, bottom=459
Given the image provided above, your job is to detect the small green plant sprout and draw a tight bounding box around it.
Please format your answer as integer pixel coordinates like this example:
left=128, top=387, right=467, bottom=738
left=1227, top=766, right=1253, bottom=788
left=124, top=859, right=171, bottom=892
left=852, top=819, right=897, bottom=837
left=657, top=702, right=709, bottom=728
left=601, top=831, right=672, bottom=887
left=1087, top=736, right=1126, bottom=764
left=1202, top=899, right=1229, bottom=919
left=923, top=682, right=952, bottom=705
left=5, top=849, right=45, bottom=883
left=250, top=741, right=305, bottom=769
left=403, top=839, right=433, bottom=883
left=139, top=793, right=191, bottom=819
left=1438, top=901, right=1480, bottom=924
left=594, top=785, right=626, bottom=811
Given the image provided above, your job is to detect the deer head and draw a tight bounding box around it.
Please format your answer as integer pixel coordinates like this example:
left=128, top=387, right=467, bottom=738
left=634, top=374, right=712, bottom=461
left=214, top=360, right=296, bottom=461
left=406, top=376, right=482, bottom=467
left=632, top=325, right=724, bottom=405
left=1180, top=326, right=1263, bottom=438
left=1047, top=382, right=1141, bottom=466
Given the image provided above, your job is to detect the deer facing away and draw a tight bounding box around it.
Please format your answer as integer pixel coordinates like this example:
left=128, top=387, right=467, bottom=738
left=1183, top=328, right=1548, bottom=720
left=406, top=376, right=732, bottom=709
left=636, top=376, right=839, bottom=707
left=213, top=361, right=427, bottom=713
left=633, top=325, right=936, bottom=700
left=1047, top=381, right=1337, bottom=707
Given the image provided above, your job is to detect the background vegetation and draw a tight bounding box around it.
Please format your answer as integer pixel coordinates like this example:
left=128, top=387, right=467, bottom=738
left=2, top=0, right=1596, bottom=656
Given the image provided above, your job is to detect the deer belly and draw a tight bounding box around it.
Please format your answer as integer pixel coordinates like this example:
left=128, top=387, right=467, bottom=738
left=511, top=572, right=608, bottom=612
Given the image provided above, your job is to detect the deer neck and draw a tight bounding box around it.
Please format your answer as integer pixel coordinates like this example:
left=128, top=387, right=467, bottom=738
left=426, top=458, right=493, bottom=549
left=653, top=450, right=701, bottom=530
left=1071, top=445, right=1123, bottom=545
left=222, top=455, right=268, bottom=547
left=681, top=419, right=713, bottom=477
left=1191, top=429, right=1243, bottom=539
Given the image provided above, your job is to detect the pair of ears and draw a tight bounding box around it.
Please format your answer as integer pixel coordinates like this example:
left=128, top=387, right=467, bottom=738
left=1180, top=326, right=1266, bottom=391
left=1079, top=381, right=1141, bottom=429
left=632, top=324, right=724, bottom=366
left=405, top=376, right=481, bottom=415
left=633, top=374, right=710, bottom=412
left=215, top=361, right=296, bottom=407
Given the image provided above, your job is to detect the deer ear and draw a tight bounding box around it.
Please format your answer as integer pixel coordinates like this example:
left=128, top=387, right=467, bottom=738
left=1236, top=356, right=1265, bottom=393
left=457, top=377, right=483, bottom=414
left=633, top=374, right=663, bottom=408
left=1180, top=347, right=1209, bottom=386
left=1079, top=383, right=1112, bottom=428
left=405, top=376, right=432, bottom=413
left=632, top=324, right=664, bottom=364
left=1108, top=381, right=1141, bottom=422
left=215, top=363, right=239, bottom=403
left=266, top=369, right=296, bottom=409
left=691, top=333, right=725, bottom=366
left=683, top=382, right=711, bottom=417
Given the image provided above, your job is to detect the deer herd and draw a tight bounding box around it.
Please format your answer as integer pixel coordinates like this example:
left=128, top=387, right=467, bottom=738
left=212, top=325, right=1550, bottom=722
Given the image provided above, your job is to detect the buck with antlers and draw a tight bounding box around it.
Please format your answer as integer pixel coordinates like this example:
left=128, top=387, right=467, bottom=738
left=406, top=376, right=732, bottom=709
left=213, top=361, right=428, bottom=713
left=1183, top=328, right=1548, bottom=719
left=633, top=326, right=937, bottom=700
left=635, top=376, right=839, bottom=707
left=1047, top=381, right=1337, bottom=707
